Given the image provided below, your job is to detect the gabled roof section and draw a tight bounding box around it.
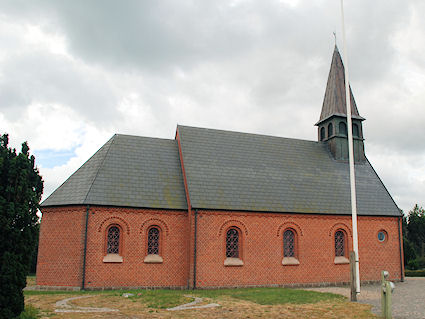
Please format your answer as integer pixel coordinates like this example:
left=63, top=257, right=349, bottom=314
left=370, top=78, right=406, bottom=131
left=177, top=125, right=400, bottom=217
left=316, top=46, right=365, bottom=125
left=42, top=134, right=188, bottom=210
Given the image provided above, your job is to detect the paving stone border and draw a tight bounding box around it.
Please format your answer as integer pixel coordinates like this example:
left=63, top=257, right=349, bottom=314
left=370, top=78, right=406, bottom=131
left=167, top=295, right=220, bottom=311
left=55, top=295, right=119, bottom=313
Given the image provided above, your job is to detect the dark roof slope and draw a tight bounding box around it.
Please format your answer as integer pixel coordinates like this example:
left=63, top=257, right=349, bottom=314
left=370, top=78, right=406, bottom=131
left=177, top=125, right=400, bottom=217
left=42, top=134, right=188, bottom=210
left=316, top=46, right=365, bottom=125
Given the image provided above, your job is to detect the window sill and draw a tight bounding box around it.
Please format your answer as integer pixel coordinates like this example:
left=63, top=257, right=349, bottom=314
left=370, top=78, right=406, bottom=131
left=103, top=254, right=123, bottom=263
left=282, top=257, right=300, bottom=266
left=144, top=254, right=163, bottom=264
left=334, top=256, right=349, bottom=264
left=224, top=257, right=244, bottom=266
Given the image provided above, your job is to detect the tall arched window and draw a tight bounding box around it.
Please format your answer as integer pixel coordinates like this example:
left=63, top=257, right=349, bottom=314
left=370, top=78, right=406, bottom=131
left=147, top=227, right=160, bottom=255
left=339, top=122, right=347, bottom=136
left=226, top=228, right=239, bottom=258
left=352, top=124, right=359, bottom=137
left=107, top=226, right=120, bottom=254
left=320, top=127, right=325, bottom=141
left=144, top=226, right=164, bottom=263
left=334, top=230, right=345, bottom=257
left=283, top=229, right=295, bottom=257
left=328, top=123, right=333, bottom=138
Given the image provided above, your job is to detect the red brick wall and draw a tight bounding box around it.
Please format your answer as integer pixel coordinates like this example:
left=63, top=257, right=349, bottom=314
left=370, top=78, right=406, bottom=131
left=37, top=206, right=402, bottom=288
left=36, top=206, right=86, bottom=287
left=194, top=211, right=402, bottom=288
left=37, top=205, right=189, bottom=288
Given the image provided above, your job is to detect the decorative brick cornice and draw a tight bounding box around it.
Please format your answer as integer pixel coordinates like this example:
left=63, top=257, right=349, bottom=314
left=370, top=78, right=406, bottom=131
left=140, top=218, right=170, bottom=235
left=329, top=223, right=352, bottom=238
left=218, top=220, right=248, bottom=237
left=277, top=222, right=304, bottom=237
left=98, top=216, right=130, bottom=235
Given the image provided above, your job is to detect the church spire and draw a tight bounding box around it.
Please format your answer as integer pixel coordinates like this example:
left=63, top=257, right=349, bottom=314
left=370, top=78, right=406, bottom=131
left=316, top=46, right=364, bottom=126
left=316, top=46, right=365, bottom=162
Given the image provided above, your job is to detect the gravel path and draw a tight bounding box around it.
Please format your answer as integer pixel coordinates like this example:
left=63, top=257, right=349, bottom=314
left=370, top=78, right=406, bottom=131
left=306, top=277, right=425, bottom=318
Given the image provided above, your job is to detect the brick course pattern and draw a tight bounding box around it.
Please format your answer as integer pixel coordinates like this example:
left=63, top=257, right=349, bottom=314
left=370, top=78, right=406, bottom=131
left=37, top=206, right=189, bottom=288
left=36, top=206, right=86, bottom=287
left=195, top=211, right=402, bottom=288
left=37, top=207, right=402, bottom=289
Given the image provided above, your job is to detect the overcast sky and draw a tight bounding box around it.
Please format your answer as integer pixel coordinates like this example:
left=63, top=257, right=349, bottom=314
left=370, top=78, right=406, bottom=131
left=1, top=0, right=424, bottom=214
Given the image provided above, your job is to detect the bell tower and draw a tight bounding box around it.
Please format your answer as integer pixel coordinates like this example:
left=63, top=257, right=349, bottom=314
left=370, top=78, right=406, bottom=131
left=316, top=46, right=365, bottom=162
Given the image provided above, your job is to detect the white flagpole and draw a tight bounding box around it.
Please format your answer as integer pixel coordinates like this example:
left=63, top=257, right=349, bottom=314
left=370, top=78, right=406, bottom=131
left=340, top=0, right=360, bottom=294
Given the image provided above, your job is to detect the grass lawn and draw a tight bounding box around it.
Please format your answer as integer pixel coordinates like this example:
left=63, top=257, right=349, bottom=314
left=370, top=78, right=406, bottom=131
left=24, top=278, right=376, bottom=318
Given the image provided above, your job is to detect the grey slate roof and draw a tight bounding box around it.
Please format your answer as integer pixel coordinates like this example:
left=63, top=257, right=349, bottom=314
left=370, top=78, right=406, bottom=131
left=42, top=134, right=188, bottom=210
left=177, top=125, right=400, bottom=217
left=316, top=46, right=365, bottom=125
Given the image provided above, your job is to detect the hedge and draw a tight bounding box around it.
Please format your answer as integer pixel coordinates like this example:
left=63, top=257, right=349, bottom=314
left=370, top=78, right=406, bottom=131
left=405, top=269, right=425, bottom=277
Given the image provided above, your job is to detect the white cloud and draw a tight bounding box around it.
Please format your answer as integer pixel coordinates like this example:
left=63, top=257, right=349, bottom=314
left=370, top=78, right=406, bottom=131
left=0, top=0, right=424, bottom=213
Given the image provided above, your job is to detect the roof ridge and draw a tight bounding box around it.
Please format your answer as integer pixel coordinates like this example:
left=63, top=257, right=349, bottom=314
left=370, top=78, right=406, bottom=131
left=365, top=157, right=401, bottom=215
left=114, top=133, right=174, bottom=141
left=177, top=125, right=319, bottom=144
left=83, top=134, right=116, bottom=204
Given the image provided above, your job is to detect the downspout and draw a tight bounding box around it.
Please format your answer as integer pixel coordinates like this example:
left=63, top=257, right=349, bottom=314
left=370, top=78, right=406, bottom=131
left=398, top=216, right=404, bottom=282
left=193, top=210, right=198, bottom=289
left=81, top=205, right=90, bottom=290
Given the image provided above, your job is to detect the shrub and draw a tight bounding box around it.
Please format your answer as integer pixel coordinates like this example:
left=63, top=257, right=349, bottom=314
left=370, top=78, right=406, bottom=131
left=417, top=256, right=425, bottom=269
left=403, top=238, right=417, bottom=266
left=405, top=269, right=425, bottom=277
left=407, top=259, right=419, bottom=270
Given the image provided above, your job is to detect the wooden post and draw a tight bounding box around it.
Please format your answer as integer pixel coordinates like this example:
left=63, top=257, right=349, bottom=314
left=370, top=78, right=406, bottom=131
left=385, top=281, right=392, bottom=319
left=350, top=251, right=357, bottom=301
left=381, top=271, right=386, bottom=317
left=381, top=270, right=393, bottom=319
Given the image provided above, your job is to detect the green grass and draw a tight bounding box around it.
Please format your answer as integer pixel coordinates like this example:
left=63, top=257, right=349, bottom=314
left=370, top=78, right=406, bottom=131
left=24, top=285, right=344, bottom=309
left=193, top=287, right=344, bottom=305
left=110, top=287, right=343, bottom=308
left=19, top=305, right=40, bottom=319
left=24, top=289, right=100, bottom=296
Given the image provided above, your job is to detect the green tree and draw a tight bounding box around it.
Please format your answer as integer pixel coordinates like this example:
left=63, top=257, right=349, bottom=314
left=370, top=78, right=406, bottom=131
left=0, top=134, right=43, bottom=319
left=406, top=204, right=425, bottom=258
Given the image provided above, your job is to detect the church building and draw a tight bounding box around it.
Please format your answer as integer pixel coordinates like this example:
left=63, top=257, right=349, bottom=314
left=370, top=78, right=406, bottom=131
left=37, top=47, right=404, bottom=289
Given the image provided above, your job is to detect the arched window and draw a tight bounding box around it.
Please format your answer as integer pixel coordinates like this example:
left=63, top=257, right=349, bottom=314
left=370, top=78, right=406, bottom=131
left=334, top=230, right=345, bottom=257
left=320, top=127, right=325, bottom=141
left=147, top=227, right=160, bottom=255
left=107, top=226, right=120, bottom=254
left=352, top=124, right=359, bottom=137
left=339, top=122, right=347, bottom=136
left=283, top=229, right=295, bottom=257
left=144, top=226, right=164, bottom=263
left=226, top=228, right=239, bottom=258
left=328, top=123, right=333, bottom=138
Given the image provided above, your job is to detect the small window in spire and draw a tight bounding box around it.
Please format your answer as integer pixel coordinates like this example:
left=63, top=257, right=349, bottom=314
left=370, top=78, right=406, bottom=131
left=339, top=122, right=347, bottom=136
left=320, top=127, right=325, bottom=141
left=353, top=124, right=359, bottom=137
left=328, top=123, right=333, bottom=138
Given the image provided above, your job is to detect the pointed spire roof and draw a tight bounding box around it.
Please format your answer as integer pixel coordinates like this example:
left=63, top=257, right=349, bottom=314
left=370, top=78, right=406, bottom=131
left=316, top=46, right=365, bottom=125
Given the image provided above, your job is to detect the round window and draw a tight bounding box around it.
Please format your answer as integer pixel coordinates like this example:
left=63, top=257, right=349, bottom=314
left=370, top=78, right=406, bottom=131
left=378, top=231, right=387, bottom=242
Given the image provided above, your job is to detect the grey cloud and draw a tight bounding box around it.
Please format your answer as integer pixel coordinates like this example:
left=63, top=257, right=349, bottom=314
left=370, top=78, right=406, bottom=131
left=0, top=0, right=423, bottom=213
left=0, top=51, right=120, bottom=124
